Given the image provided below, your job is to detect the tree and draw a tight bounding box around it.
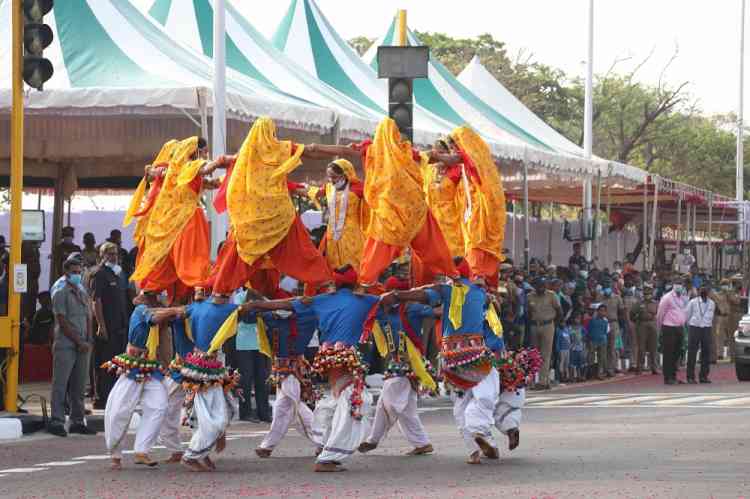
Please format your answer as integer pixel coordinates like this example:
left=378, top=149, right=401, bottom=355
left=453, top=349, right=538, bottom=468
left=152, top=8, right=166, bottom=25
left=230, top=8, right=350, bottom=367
left=348, top=36, right=374, bottom=56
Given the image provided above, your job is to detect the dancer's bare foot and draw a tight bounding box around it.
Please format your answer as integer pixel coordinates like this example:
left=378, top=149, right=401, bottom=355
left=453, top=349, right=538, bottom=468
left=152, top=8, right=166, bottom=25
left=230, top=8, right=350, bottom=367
left=507, top=428, right=520, bottom=451
left=314, top=462, right=346, bottom=472
left=134, top=453, right=159, bottom=467
left=474, top=434, right=499, bottom=459
left=216, top=434, right=227, bottom=453
left=110, top=458, right=122, bottom=471
left=357, top=441, right=377, bottom=453
left=163, top=452, right=183, bottom=464
left=255, top=447, right=272, bottom=458
left=203, top=456, right=216, bottom=471
left=467, top=451, right=481, bottom=464
left=405, top=444, right=434, bottom=456
left=181, top=458, right=209, bottom=472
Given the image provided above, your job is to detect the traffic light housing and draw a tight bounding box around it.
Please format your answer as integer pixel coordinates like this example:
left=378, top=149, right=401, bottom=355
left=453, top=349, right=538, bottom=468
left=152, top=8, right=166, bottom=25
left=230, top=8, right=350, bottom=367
left=22, top=0, right=54, bottom=90
left=388, top=78, right=413, bottom=143
left=377, top=46, right=429, bottom=144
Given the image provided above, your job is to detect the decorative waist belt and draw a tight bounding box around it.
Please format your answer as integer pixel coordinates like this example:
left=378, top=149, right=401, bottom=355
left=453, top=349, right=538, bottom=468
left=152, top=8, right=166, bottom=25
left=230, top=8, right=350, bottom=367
left=312, top=343, right=367, bottom=420
left=440, top=334, right=491, bottom=391
left=180, top=351, right=240, bottom=393
left=102, top=353, right=164, bottom=382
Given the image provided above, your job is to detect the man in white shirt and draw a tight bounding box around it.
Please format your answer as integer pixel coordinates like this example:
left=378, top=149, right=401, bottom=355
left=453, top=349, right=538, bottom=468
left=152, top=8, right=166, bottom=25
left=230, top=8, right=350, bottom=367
left=684, top=283, right=715, bottom=384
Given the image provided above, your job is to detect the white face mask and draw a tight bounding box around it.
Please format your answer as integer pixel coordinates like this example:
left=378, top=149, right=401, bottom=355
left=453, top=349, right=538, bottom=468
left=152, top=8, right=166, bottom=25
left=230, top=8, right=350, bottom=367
left=106, top=262, right=122, bottom=275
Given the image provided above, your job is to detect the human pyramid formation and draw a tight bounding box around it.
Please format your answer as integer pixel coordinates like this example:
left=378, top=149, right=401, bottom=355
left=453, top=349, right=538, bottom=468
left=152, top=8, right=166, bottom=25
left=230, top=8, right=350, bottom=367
left=103, top=116, right=541, bottom=472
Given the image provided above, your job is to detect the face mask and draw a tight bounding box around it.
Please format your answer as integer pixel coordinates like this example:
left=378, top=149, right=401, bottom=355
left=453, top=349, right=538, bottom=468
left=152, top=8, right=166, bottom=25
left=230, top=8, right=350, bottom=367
left=106, top=262, right=122, bottom=275
left=333, top=179, right=347, bottom=190
left=603, top=288, right=612, bottom=297
left=159, top=291, right=169, bottom=305
left=673, top=285, right=684, bottom=295
left=68, top=274, right=82, bottom=286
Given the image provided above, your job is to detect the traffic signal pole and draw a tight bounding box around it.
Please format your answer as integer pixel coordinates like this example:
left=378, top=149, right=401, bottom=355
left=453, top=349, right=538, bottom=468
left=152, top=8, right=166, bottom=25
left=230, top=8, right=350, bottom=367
left=5, top=0, right=25, bottom=412
left=398, top=9, right=407, bottom=46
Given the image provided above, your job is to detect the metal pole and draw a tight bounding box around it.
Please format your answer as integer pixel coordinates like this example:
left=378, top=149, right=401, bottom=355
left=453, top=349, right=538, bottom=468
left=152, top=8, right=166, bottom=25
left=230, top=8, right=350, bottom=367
left=511, top=199, right=517, bottom=263
left=4, top=0, right=24, bottom=412
left=523, top=162, right=530, bottom=272
left=605, top=171, right=612, bottom=266
left=676, top=192, right=683, bottom=255
left=738, top=0, right=746, bottom=206
left=708, top=193, right=714, bottom=276
left=650, top=178, right=659, bottom=272
left=210, top=0, right=227, bottom=258
left=593, top=169, right=602, bottom=264
left=398, top=10, right=407, bottom=46
left=583, top=0, right=595, bottom=261
left=642, top=180, right=649, bottom=271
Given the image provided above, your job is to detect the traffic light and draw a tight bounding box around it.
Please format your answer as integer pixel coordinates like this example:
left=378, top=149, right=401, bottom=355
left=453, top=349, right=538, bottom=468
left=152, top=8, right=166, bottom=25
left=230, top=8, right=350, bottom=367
left=22, top=0, right=54, bottom=90
left=377, top=45, right=429, bottom=144
left=388, top=78, right=413, bottom=142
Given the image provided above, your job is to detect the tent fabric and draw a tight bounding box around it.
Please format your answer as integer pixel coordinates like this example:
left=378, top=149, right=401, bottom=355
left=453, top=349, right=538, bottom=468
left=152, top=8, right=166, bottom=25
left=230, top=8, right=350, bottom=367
left=147, top=0, right=381, bottom=137
left=0, top=0, right=337, bottom=133
left=270, top=0, right=460, bottom=144
left=458, top=55, right=584, bottom=157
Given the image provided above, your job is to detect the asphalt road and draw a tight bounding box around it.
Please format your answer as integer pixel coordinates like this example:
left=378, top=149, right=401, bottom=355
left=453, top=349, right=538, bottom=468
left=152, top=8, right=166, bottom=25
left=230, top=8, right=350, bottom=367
left=0, top=364, right=748, bottom=499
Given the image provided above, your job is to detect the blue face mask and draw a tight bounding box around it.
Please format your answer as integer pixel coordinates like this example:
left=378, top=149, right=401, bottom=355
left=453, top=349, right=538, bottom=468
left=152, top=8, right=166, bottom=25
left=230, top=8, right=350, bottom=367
left=603, top=288, right=612, bottom=297
left=68, top=274, right=82, bottom=286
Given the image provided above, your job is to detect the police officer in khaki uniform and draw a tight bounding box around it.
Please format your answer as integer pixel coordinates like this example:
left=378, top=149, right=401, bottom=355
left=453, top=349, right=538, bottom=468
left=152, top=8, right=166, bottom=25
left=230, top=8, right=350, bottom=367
left=630, top=285, right=660, bottom=374
left=711, top=280, right=730, bottom=363
left=527, top=277, right=562, bottom=390
left=622, top=283, right=640, bottom=372
left=603, top=285, right=625, bottom=376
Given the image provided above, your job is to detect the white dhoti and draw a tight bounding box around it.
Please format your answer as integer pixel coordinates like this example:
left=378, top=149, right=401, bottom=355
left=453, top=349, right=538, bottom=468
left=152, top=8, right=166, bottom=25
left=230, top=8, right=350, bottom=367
left=314, top=378, right=373, bottom=464
left=494, top=388, right=525, bottom=434
left=260, top=375, right=319, bottom=451
left=158, top=376, right=185, bottom=454
left=366, top=376, right=430, bottom=448
left=183, top=385, right=234, bottom=461
left=104, top=376, right=168, bottom=458
left=451, top=367, right=500, bottom=454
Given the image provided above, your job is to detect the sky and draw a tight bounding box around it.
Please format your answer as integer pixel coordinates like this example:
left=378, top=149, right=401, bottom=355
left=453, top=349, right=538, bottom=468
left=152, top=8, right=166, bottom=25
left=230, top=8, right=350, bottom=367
left=130, top=0, right=747, bottom=116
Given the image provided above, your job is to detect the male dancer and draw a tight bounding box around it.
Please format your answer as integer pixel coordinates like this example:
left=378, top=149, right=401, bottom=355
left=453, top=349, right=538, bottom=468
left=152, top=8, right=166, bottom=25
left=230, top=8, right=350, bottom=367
left=247, top=266, right=378, bottom=472
left=253, top=292, right=321, bottom=457
left=358, top=276, right=435, bottom=456
left=103, top=291, right=173, bottom=470
left=385, top=260, right=499, bottom=464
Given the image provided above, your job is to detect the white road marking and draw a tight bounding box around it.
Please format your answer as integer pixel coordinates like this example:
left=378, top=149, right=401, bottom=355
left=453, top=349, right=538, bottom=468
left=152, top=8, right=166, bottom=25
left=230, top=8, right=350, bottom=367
left=0, top=468, right=50, bottom=473
left=650, top=395, right=727, bottom=405
left=35, top=461, right=85, bottom=467
left=531, top=395, right=611, bottom=406
left=73, top=455, right=112, bottom=461
left=710, top=396, right=750, bottom=406
left=590, top=395, right=671, bottom=406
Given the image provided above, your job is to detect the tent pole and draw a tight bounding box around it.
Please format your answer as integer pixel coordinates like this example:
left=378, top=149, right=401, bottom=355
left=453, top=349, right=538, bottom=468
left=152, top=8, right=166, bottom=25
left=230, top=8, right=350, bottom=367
left=593, top=169, right=602, bottom=265
left=523, top=162, right=530, bottom=272
left=642, top=179, right=648, bottom=271
left=605, top=170, right=611, bottom=266
left=547, top=204, right=553, bottom=266
left=708, top=193, right=714, bottom=276
left=676, top=193, right=682, bottom=254
left=511, top=199, right=517, bottom=263
left=210, top=0, right=228, bottom=259
left=649, top=177, right=659, bottom=272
